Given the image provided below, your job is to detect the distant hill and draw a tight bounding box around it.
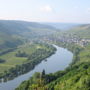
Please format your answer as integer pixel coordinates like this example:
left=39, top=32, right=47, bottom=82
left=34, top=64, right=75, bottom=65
left=0, top=20, right=57, bottom=37
left=0, top=20, right=57, bottom=51
left=67, top=24, right=90, bottom=39
left=43, top=22, right=80, bottom=31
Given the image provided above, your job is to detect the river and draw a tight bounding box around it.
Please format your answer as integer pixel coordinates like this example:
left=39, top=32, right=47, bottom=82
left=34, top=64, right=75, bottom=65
left=0, top=45, right=73, bottom=90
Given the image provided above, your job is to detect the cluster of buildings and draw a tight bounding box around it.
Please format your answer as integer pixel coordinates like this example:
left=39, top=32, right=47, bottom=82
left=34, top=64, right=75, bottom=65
left=42, top=34, right=90, bottom=47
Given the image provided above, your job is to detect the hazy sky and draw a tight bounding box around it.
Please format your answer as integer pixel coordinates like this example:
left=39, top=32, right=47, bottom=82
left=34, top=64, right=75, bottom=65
left=0, top=0, right=90, bottom=23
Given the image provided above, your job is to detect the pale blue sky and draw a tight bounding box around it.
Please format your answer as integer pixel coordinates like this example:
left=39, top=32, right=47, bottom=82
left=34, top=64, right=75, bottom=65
left=0, top=0, right=90, bottom=23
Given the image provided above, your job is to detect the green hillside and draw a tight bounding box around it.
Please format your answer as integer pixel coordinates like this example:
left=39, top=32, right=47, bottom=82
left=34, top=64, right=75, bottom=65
left=0, top=31, right=22, bottom=53
left=0, top=20, right=56, bottom=38
left=67, top=24, right=90, bottom=39
left=0, top=20, right=56, bottom=53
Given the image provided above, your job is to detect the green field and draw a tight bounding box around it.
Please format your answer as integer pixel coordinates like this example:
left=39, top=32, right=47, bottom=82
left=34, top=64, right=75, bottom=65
left=0, top=43, right=49, bottom=73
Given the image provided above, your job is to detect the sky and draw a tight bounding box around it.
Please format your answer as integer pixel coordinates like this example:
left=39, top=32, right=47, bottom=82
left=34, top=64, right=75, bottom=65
left=0, top=0, right=90, bottom=23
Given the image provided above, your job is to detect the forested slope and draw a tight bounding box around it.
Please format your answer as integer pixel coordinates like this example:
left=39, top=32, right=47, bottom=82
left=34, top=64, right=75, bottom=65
left=0, top=20, right=56, bottom=53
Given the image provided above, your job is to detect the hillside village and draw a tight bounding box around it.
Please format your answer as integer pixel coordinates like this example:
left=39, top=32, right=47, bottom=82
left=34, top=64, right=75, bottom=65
left=42, top=34, right=90, bottom=47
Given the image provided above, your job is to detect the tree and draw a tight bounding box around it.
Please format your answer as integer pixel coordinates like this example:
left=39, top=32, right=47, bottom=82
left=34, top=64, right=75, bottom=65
left=41, top=69, right=46, bottom=78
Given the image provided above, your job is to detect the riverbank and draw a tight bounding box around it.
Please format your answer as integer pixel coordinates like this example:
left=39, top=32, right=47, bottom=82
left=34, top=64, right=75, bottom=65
left=16, top=42, right=90, bottom=90
left=0, top=45, right=73, bottom=90
left=0, top=43, right=56, bottom=82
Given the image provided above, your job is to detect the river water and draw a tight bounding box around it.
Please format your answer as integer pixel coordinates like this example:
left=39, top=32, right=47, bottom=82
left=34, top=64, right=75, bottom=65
left=0, top=45, right=73, bottom=90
